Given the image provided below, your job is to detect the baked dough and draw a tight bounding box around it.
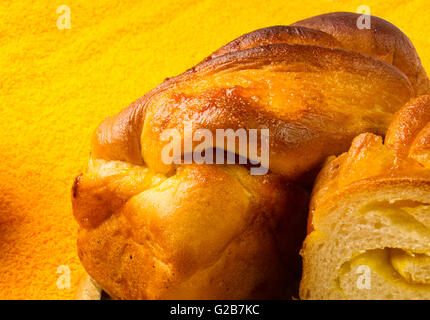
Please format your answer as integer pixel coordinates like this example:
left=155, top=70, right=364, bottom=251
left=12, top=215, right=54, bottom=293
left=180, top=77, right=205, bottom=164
left=72, top=12, right=428, bottom=299
left=300, top=95, right=430, bottom=299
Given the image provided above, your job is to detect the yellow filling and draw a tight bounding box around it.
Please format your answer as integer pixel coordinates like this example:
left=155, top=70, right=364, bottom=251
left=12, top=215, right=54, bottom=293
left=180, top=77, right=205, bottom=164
left=390, top=249, right=430, bottom=285
left=343, top=202, right=430, bottom=286
left=344, top=249, right=430, bottom=289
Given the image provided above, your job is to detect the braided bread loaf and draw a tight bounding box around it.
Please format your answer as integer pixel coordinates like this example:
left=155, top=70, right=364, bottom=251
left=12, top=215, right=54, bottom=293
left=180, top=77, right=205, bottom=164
left=300, top=95, right=430, bottom=299
left=72, top=12, right=428, bottom=299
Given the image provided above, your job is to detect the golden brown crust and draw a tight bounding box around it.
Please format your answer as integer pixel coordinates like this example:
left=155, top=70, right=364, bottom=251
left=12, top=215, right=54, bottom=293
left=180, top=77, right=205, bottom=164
left=410, top=122, right=430, bottom=167
left=308, top=95, right=430, bottom=232
left=300, top=95, right=430, bottom=300
left=386, top=95, right=430, bottom=157
left=72, top=13, right=429, bottom=299
left=92, top=97, right=147, bottom=165
left=205, top=25, right=342, bottom=61
left=93, top=43, right=414, bottom=179
left=292, top=12, right=429, bottom=95
left=74, top=164, right=309, bottom=299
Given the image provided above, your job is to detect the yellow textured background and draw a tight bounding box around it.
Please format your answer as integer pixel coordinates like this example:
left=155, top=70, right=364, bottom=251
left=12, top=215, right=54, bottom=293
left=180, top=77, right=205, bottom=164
left=0, top=0, right=429, bottom=299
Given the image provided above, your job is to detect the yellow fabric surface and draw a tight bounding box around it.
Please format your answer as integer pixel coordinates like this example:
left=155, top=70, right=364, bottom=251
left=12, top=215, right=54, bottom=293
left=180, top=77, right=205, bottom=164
left=0, top=0, right=429, bottom=300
